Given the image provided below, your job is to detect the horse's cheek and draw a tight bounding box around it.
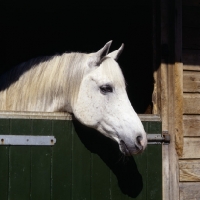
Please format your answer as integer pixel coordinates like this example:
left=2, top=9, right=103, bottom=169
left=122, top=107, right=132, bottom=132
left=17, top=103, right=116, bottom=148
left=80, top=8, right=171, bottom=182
left=73, top=86, right=102, bottom=127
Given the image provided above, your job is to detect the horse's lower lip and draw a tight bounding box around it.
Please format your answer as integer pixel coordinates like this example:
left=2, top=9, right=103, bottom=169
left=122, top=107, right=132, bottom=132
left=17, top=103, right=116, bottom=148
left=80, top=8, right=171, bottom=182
left=119, top=140, right=131, bottom=156
left=120, top=140, right=143, bottom=156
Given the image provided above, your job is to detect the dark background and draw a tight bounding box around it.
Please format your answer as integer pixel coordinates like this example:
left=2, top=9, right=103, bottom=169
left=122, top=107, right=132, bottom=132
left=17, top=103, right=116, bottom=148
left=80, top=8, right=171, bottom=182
left=0, top=0, right=153, bottom=113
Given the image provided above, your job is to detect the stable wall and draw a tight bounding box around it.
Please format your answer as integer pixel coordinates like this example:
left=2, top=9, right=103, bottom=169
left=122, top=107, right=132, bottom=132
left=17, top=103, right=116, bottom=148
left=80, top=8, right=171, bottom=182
left=179, top=1, right=200, bottom=199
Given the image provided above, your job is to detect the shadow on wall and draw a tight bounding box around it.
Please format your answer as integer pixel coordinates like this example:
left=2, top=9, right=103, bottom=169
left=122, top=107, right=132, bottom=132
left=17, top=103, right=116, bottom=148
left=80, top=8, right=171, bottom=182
left=73, top=119, right=143, bottom=198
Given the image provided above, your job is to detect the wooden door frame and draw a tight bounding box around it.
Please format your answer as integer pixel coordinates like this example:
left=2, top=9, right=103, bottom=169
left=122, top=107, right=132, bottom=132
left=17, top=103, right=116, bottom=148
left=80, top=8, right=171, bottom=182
left=152, top=0, right=183, bottom=199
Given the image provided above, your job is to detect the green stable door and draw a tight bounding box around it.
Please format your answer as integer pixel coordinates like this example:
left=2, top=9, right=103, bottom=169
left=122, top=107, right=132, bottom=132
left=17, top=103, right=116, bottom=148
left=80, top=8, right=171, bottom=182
left=0, top=112, right=162, bottom=200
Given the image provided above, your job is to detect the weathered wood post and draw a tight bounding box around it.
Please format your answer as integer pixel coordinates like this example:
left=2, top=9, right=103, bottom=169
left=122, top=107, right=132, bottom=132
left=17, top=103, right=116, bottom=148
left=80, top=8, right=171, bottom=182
left=152, top=0, right=183, bottom=199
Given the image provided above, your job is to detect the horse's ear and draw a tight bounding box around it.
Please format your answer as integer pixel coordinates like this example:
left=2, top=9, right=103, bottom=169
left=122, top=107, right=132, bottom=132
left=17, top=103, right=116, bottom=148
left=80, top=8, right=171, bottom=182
left=88, top=41, right=112, bottom=67
left=107, top=43, right=124, bottom=60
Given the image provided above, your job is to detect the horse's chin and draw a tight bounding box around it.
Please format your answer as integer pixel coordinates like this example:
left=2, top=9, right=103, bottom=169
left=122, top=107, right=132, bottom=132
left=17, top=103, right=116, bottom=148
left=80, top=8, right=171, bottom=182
left=119, top=140, right=144, bottom=156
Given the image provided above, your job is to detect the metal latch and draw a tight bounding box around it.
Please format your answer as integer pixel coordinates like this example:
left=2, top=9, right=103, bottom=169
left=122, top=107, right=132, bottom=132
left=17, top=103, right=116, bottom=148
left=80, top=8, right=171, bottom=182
left=0, top=135, right=56, bottom=146
left=147, top=131, right=170, bottom=144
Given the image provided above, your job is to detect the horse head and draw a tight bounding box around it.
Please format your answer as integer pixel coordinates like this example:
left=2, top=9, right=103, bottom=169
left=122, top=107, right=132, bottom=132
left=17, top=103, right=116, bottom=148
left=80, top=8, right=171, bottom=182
left=73, top=41, right=147, bottom=156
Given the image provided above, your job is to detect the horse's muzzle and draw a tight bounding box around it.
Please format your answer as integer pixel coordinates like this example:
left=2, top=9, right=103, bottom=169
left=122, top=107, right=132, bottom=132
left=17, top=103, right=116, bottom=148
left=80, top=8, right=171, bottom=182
left=119, top=135, right=145, bottom=156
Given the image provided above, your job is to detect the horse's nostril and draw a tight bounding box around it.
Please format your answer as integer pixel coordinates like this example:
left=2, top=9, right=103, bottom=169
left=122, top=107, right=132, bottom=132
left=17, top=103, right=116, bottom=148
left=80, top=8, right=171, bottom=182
left=136, top=135, right=143, bottom=144
left=136, top=135, right=143, bottom=151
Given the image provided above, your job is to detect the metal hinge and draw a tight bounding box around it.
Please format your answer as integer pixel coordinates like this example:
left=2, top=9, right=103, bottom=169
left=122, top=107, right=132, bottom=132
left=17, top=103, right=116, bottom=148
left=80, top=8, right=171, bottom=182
left=147, top=131, right=170, bottom=145
left=0, top=135, right=56, bottom=146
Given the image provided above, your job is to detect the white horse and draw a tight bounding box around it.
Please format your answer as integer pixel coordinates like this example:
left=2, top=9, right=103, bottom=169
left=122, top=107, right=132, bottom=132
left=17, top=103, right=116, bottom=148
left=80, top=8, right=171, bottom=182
left=0, top=41, right=147, bottom=156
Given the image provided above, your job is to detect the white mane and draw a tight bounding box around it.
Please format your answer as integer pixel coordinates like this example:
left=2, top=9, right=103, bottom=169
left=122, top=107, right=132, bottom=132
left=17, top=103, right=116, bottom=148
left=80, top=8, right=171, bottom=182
left=0, top=53, right=88, bottom=111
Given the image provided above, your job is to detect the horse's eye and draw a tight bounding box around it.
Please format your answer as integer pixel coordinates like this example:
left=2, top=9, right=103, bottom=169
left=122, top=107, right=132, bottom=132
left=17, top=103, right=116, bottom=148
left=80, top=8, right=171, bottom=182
left=100, top=85, right=113, bottom=94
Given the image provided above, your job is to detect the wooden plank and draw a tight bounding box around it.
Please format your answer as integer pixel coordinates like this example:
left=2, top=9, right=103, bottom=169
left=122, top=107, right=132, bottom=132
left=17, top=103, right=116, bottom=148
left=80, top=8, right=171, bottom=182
left=160, top=59, right=170, bottom=200
left=0, top=119, right=9, bottom=200
left=183, top=71, right=200, bottom=92
left=89, top=131, right=111, bottom=200
left=183, top=115, right=200, bottom=136
left=182, top=138, right=200, bottom=158
left=183, top=93, right=200, bottom=114
left=52, top=120, right=72, bottom=200
left=132, top=153, right=147, bottom=200
left=183, top=65, right=200, bottom=71
left=147, top=145, right=162, bottom=199
left=173, top=63, right=183, bottom=156
left=91, top=153, right=110, bottom=200
left=71, top=122, right=91, bottom=199
left=183, top=49, right=200, bottom=69
left=159, top=46, right=169, bottom=200
left=145, top=121, right=162, bottom=200
left=138, top=114, right=161, bottom=121
left=0, top=111, right=72, bottom=120
left=179, top=160, right=200, bottom=181
left=180, top=182, right=200, bottom=200
left=143, top=122, right=162, bottom=199
left=30, top=119, right=52, bottom=200
left=31, top=146, right=52, bottom=200
left=9, top=119, right=31, bottom=200
left=168, top=63, right=182, bottom=200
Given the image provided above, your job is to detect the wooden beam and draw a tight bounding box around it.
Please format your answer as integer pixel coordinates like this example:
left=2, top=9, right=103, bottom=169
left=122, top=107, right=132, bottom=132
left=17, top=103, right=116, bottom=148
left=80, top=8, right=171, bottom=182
left=183, top=115, right=200, bottom=136
left=167, top=63, right=182, bottom=199
left=156, top=0, right=182, bottom=199
left=183, top=71, right=200, bottom=92
left=182, top=138, right=200, bottom=158
left=173, top=63, right=183, bottom=156
left=180, top=182, right=200, bottom=200
left=160, top=62, right=169, bottom=200
left=183, top=93, right=200, bottom=114
left=179, top=160, right=200, bottom=181
left=183, top=65, right=200, bottom=71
